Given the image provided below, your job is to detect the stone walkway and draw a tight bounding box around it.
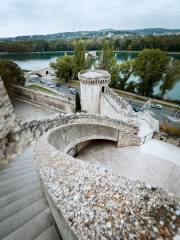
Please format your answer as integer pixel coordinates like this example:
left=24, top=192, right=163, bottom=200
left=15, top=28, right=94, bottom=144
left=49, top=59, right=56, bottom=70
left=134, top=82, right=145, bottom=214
left=77, top=139, right=180, bottom=200
left=0, top=145, right=60, bottom=240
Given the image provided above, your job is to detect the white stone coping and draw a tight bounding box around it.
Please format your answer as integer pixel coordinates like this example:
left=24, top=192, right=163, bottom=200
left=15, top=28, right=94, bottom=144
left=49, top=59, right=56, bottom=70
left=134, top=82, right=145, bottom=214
left=34, top=116, right=180, bottom=239
left=78, top=69, right=110, bottom=84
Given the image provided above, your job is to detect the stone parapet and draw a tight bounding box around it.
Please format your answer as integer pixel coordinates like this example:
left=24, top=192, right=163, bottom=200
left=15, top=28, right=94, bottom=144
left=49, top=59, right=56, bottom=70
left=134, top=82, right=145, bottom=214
left=78, top=69, right=110, bottom=84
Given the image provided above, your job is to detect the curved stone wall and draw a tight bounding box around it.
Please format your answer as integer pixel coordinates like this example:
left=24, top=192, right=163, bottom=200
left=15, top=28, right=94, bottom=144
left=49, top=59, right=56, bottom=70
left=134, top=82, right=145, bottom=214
left=34, top=116, right=179, bottom=240
left=48, top=123, right=119, bottom=154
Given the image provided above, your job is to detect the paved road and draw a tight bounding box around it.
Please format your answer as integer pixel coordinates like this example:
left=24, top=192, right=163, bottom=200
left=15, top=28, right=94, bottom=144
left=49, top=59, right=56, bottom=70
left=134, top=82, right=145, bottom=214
left=126, top=98, right=180, bottom=127
left=27, top=76, right=78, bottom=95
left=26, top=75, right=180, bottom=128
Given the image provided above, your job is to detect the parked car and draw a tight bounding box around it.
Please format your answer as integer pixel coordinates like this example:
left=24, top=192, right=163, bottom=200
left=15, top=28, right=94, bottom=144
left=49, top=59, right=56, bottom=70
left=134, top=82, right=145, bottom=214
left=47, top=82, right=52, bottom=85
left=69, top=88, right=76, bottom=94
left=28, top=79, right=34, bottom=82
left=56, top=83, right=61, bottom=88
left=151, top=104, right=162, bottom=110
left=132, top=105, right=142, bottom=112
left=50, top=84, right=55, bottom=88
left=40, top=79, right=46, bottom=84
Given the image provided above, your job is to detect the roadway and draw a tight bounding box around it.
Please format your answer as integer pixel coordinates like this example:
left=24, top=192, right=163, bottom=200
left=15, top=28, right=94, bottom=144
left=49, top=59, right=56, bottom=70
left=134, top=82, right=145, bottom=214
left=26, top=76, right=78, bottom=95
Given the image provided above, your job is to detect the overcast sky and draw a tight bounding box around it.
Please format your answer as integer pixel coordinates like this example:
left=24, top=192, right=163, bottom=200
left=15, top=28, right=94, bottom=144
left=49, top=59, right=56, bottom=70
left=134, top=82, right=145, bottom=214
left=0, top=0, right=180, bottom=37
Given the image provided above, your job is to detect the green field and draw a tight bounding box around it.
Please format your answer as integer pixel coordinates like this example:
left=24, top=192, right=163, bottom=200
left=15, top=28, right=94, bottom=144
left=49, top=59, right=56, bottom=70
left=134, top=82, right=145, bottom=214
left=28, top=84, right=55, bottom=95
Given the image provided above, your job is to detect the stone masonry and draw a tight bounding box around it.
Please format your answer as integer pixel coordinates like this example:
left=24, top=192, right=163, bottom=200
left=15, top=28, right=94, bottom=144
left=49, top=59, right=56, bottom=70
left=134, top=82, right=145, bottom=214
left=0, top=76, right=19, bottom=164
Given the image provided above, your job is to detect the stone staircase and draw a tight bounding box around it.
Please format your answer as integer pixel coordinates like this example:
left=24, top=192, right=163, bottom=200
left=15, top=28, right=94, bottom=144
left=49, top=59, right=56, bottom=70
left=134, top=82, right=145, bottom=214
left=0, top=145, right=61, bottom=240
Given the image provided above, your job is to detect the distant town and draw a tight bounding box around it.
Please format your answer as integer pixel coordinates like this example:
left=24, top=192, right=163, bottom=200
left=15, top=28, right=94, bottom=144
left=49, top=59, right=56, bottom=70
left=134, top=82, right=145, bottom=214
left=1, top=28, right=180, bottom=41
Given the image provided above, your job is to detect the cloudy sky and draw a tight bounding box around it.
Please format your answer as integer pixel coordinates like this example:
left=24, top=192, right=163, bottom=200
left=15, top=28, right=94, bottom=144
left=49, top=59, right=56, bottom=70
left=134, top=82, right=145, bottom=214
left=0, top=0, right=180, bottom=37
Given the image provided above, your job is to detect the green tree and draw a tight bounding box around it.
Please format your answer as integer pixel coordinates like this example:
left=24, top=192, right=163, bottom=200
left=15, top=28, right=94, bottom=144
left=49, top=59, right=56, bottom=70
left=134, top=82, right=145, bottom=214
left=134, top=49, right=170, bottom=97
left=117, top=60, right=135, bottom=90
left=99, top=40, right=118, bottom=86
left=109, top=64, right=119, bottom=88
left=51, top=55, right=74, bottom=82
left=75, top=91, right=81, bottom=112
left=0, top=59, right=25, bottom=95
left=99, top=41, right=116, bottom=71
left=126, top=81, right=136, bottom=93
left=73, top=41, right=90, bottom=79
left=160, top=59, right=180, bottom=98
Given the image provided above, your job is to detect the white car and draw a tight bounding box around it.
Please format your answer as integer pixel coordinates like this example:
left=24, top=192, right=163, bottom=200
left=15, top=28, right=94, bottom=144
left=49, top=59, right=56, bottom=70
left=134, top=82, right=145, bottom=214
left=69, top=88, right=76, bottom=94
left=50, top=84, right=55, bottom=88
left=40, top=79, right=46, bottom=84
left=151, top=104, right=162, bottom=110
left=47, top=82, right=52, bottom=85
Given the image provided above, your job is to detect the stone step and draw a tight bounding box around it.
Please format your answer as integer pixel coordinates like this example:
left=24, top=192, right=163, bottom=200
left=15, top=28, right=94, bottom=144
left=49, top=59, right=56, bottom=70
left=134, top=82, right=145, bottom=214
left=0, top=197, right=48, bottom=239
left=0, top=174, right=40, bottom=198
left=0, top=165, right=35, bottom=180
left=35, top=224, right=60, bottom=240
left=2, top=209, right=56, bottom=240
left=1, top=158, right=33, bottom=170
left=9, top=151, right=33, bottom=163
left=13, top=149, right=34, bottom=162
left=0, top=144, right=60, bottom=240
left=0, top=162, right=34, bottom=175
left=0, top=169, right=38, bottom=188
left=0, top=189, right=44, bottom=222
left=0, top=182, right=42, bottom=209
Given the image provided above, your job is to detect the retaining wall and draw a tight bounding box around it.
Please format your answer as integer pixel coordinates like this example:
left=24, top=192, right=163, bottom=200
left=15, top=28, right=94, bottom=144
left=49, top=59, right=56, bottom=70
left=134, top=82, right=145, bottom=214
left=14, top=85, right=75, bottom=113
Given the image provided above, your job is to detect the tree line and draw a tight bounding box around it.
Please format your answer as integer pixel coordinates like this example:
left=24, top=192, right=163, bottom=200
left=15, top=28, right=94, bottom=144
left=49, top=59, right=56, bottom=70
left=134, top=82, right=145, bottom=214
left=51, top=41, right=180, bottom=99
left=0, top=40, right=180, bottom=102
left=0, top=35, right=180, bottom=53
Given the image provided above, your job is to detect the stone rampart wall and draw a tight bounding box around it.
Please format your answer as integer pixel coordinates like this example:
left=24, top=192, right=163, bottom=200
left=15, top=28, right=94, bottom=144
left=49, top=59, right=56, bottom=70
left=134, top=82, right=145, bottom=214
left=100, top=92, right=137, bottom=125
left=0, top=77, right=19, bottom=164
left=14, top=85, right=75, bottom=113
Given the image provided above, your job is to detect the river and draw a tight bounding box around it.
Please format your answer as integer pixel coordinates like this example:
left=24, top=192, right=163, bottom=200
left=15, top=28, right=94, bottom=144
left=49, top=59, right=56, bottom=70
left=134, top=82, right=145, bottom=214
left=0, top=51, right=180, bottom=100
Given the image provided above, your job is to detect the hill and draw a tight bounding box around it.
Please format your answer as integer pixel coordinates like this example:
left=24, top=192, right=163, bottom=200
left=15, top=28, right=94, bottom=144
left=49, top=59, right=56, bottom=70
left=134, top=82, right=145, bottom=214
left=0, top=28, right=180, bottom=41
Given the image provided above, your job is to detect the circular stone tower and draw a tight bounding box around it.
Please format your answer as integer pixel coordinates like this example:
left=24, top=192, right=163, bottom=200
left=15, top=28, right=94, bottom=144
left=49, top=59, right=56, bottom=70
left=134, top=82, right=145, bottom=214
left=78, top=69, right=110, bottom=115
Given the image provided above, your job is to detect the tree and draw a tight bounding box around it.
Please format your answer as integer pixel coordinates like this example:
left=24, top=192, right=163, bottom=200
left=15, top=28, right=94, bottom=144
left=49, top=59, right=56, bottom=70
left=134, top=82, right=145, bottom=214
left=126, top=81, right=136, bottom=93
left=117, top=60, right=135, bottom=90
left=73, top=41, right=90, bottom=79
left=134, top=49, right=170, bottom=97
left=51, top=55, right=73, bottom=82
left=75, top=92, right=81, bottom=112
left=0, top=59, right=25, bottom=95
left=99, top=40, right=118, bottom=86
left=160, top=59, right=180, bottom=98
left=99, top=40, right=116, bottom=71
left=109, top=64, right=119, bottom=88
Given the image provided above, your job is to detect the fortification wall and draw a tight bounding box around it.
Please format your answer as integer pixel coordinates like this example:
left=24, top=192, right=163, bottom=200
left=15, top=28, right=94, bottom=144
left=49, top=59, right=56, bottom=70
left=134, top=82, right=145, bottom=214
left=14, top=85, right=75, bottom=113
left=0, top=77, right=18, bottom=164
left=100, top=88, right=159, bottom=140
left=100, top=92, right=137, bottom=125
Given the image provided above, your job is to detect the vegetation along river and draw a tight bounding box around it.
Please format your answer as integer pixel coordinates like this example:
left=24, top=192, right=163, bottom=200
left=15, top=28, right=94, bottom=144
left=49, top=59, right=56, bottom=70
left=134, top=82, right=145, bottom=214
left=0, top=51, right=180, bottom=100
